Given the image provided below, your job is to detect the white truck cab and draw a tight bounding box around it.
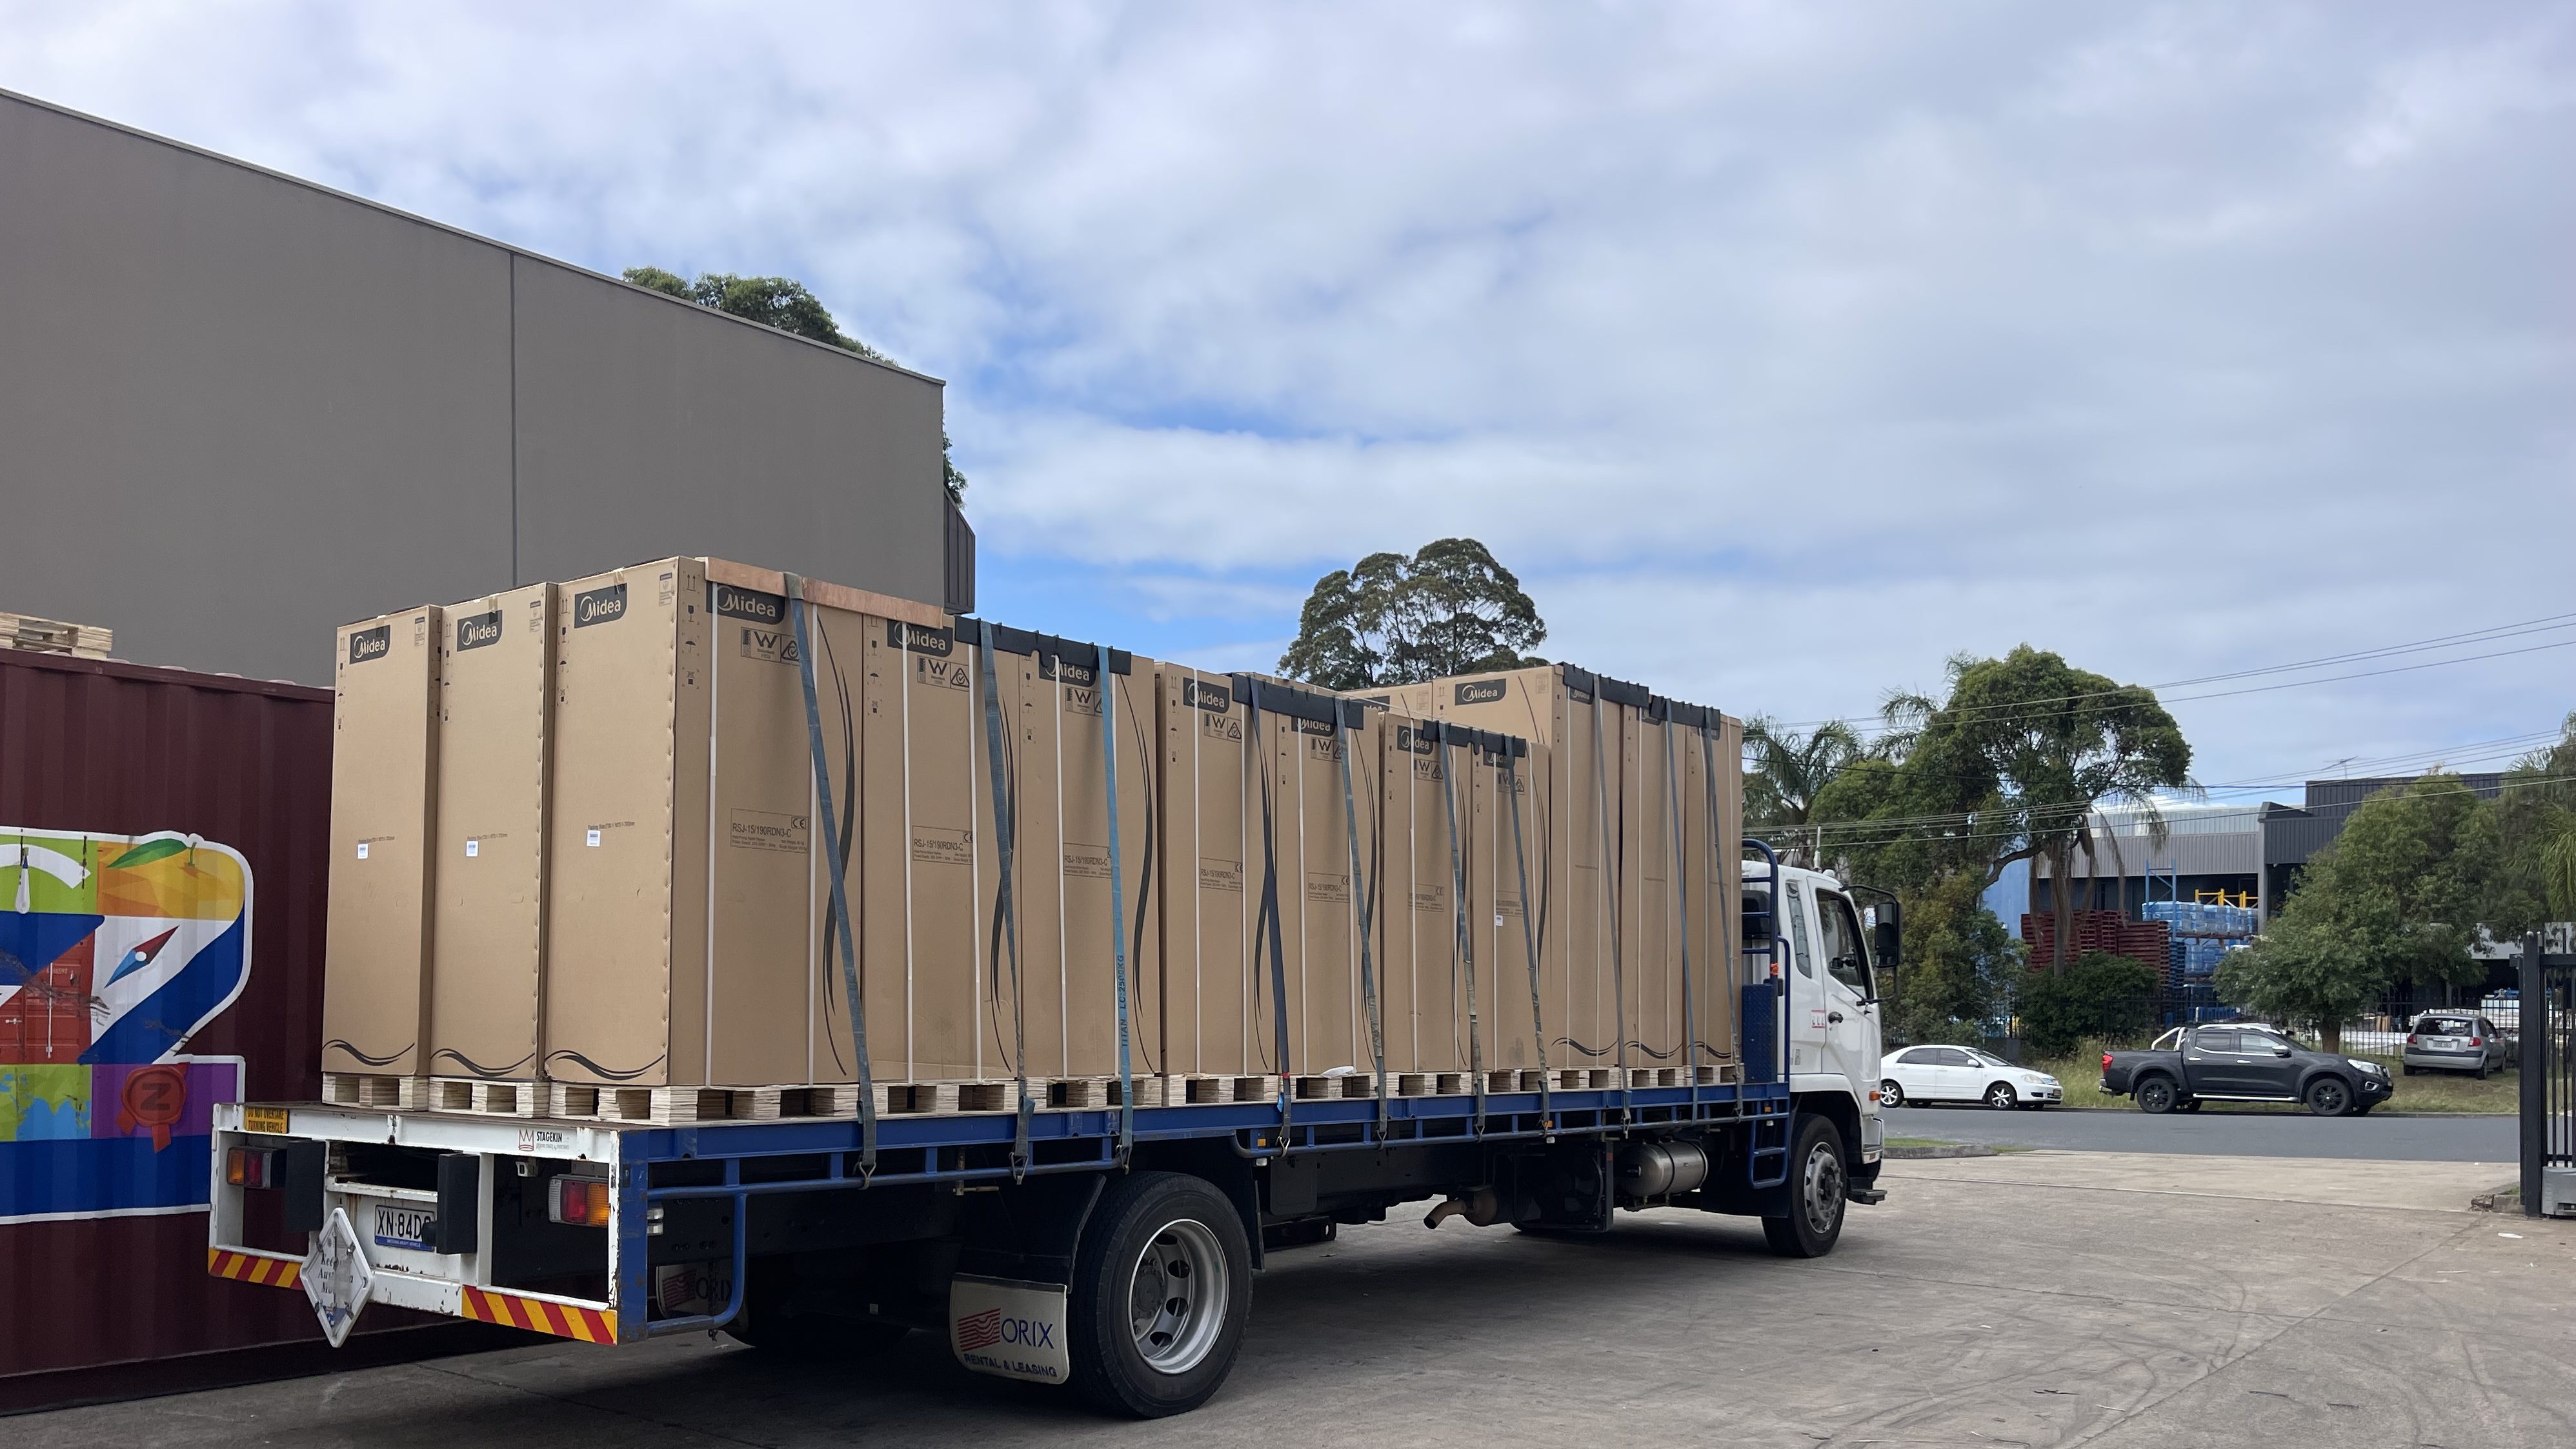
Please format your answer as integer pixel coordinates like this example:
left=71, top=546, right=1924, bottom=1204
left=1742, top=859, right=1889, bottom=1178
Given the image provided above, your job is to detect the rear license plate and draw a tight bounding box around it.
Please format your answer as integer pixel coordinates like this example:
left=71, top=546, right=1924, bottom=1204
left=373, top=1203, right=436, bottom=1252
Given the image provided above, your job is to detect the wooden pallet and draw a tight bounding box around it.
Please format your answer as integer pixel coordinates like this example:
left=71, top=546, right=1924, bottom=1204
left=320, top=1073, right=427, bottom=1111
left=1165, top=1074, right=1284, bottom=1104
left=0, top=611, right=112, bottom=659
left=1292, top=1072, right=1382, bottom=1101
left=425, top=1077, right=541, bottom=1118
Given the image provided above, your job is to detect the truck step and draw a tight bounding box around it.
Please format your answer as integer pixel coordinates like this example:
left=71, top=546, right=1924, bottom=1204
left=320, top=1073, right=428, bottom=1112
left=424, top=1077, right=542, bottom=1118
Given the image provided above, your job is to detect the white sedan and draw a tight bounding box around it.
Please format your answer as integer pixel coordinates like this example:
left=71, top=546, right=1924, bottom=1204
left=1880, top=1045, right=2062, bottom=1110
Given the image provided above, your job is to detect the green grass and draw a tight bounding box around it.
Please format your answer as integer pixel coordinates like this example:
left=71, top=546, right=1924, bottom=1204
left=2004, top=1044, right=2519, bottom=1114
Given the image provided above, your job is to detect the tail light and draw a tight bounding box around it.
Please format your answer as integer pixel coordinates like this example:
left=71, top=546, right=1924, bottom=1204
left=2101, top=1053, right=2113, bottom=1070
left=2406, top=1034, right=2419, bottom=1045
left=2470, top=1037, right=2482, bottom=1047
left=226, top=1146, right=278, bottom=1189
left=548, top=1174, right=611, bottom=1227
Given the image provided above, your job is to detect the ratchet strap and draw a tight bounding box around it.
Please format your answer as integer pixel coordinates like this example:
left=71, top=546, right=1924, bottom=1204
left=1099, top=643, right=1134, bottom=1161
left=973, top=622, right=1033, bottom=1179
left=1588, top=690, right=1629, bottom=1118
left=1237, top=677, right=1296, bottom=1139
left=1698, top=721, right=1733, bottom=1060
left=1436, top=724, right=1487, bottom=1135
left=1502, top=742, right=1549, bottom=1134
left=1333, top=705, right=1390, bottom=1139
left=1329, top=710, right=1391, bottom=1137
left=1662, top=712, right=1697, bottom=1110
left=787, top=575, right=875, bottom=1177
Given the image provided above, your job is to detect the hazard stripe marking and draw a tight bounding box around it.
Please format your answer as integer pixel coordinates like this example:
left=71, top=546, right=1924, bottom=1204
left=207, top=1248, right=303, bottom=1289
left=459, top=1287, right=612, bottom=1344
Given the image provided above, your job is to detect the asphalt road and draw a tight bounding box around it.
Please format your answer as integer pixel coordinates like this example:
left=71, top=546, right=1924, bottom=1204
left=1900, top=1103, right=2519, bottom=1160
left=14, top=1154, right=2570, bottom=1449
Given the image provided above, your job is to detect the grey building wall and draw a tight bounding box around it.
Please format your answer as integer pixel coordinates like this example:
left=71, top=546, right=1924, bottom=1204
left=0, top=89, right=947, bottom=687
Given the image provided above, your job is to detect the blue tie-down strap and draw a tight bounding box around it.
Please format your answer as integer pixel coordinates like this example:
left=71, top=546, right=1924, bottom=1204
left=1739, top=981, right=1779, bottom=1084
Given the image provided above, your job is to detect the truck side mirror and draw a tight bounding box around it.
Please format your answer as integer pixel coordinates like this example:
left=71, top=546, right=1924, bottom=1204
left=1871, top=918, right=1899, bottom=974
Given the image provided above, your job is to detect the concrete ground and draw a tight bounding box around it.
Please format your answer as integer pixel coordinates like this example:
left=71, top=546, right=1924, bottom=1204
left=13, top=1154, right=2572, bottom=1448
left=1903, top=1103, right=2520, bottom=1160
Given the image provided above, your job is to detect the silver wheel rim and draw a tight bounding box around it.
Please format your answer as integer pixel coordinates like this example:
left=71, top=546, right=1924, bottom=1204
left=1987, top=1084, right=2014, bottom=1110
left=1881, top=1081, right=1901, bottom=1108
left=1129, top=1217, right=1227, bottom=1375
left=1801, top=1141, right=1843, bottom=1235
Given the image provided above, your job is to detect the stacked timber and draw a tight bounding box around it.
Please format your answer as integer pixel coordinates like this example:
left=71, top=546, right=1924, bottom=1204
left=316, top=558, right=1746, bottom=1122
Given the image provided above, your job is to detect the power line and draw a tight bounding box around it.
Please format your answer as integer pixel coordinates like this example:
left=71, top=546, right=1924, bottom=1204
left=1755, top=768, right=2576, bottom=855
left=1764, top=609, right=2576, bottom=735
left=1746, top=734, right=2574, bottom=843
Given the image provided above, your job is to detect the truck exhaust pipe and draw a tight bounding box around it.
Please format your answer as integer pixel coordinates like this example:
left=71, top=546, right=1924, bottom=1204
left=1424, top=1186, right=1507, bottom=1229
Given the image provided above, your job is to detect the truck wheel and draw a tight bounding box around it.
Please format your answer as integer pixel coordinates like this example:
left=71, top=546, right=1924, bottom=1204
left=2135, top=1077, right=2178, bottom=1114
left=1068, top=1170, right=1251, bottom=1418
left=2305, top=1077, right=2353, bottom=1117
left=1760, top=1115, right=1847, bottom=1259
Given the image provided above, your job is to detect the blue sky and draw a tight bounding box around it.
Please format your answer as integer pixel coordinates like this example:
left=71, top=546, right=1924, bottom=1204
left=5, top=1, right=2570, bottom=797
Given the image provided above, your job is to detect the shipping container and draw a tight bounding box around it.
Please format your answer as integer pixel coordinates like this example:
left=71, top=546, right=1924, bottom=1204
left=0, top=645, right=450, bottom=1399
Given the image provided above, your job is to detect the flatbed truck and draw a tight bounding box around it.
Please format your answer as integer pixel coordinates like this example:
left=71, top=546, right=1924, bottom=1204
left=208, top=852, right=1893, bottom=1417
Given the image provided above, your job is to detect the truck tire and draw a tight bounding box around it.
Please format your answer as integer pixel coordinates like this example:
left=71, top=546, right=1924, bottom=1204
left=2305, top=1077, right=2353, bottom=1117
left=1760, top=1115, right=1847, bottom=1259
left=1067, top=1170, right=1251, bottom=1418
left=2135, top=1076, right=2179, bottom=1114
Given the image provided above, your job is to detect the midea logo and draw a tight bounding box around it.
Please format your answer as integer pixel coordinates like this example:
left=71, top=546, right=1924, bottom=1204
left=456, top=612, right=503, bottom=652
left=1454, top=680, right=1507, bottom=705
left=712, top=585, right=783, bottom=624
left=347, top=625, right=391, bottom=665
left=574, top=584, right=629, bottom=628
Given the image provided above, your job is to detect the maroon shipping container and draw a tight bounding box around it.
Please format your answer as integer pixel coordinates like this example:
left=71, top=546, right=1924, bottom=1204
left=0, top=647, right=391, bottom=1401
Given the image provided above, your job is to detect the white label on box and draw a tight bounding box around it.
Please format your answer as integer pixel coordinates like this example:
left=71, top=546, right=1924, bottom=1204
left=465, top=839, right=479, bottom=858
left=587, top=828, right=602, bottom=848
left=356, top=842, right=369, bottom=860
left=949, top=1275, right=1069, bottom=1384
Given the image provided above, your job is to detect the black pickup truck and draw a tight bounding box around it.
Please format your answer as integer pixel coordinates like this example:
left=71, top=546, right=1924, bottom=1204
left=2100, top=1023, right=2396, bottom=1117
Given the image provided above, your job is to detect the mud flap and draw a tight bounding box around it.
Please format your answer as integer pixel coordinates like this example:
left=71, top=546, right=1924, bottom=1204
left=949, top=1274, right=1070, bottom=1384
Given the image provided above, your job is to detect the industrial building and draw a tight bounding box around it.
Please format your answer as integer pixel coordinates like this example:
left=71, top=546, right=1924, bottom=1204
left=0, top=87, right=971, bottom=688
left=2029, top=774, right=2510, bottom=931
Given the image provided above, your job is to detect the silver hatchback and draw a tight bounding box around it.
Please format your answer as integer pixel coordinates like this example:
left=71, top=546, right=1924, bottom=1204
left=2402, top=1012, right=2512, bottom=1078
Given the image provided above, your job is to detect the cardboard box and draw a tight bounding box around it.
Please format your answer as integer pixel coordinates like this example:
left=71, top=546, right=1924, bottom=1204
left=1416, top=663, right=1742, bottom=1073
left=320, top=606, right=442, bottom=1077
left=1154, top=665, right=1254, bottom=1077
left=428, top=584, right=554, bottom=1081
left=541, top=559, right=714, bottom=1088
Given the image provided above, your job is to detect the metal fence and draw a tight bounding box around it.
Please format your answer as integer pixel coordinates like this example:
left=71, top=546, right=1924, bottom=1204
left=2518, top=937, right=2574, bottom=1218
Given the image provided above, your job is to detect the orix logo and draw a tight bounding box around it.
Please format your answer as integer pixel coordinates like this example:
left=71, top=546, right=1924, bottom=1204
left=712, top=583, right=784, bottom=624
left=1454, top=679, right=1507, bottom=705
left=455, top=611, right=503, bottom=652
left=573, top=583, right=629, bottom=628
left=957, top=1307, right=1054, bottom=1351
left=347, top=625, right=391, bottom=665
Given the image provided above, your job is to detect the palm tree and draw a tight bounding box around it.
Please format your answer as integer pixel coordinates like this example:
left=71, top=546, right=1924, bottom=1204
left=1743, top=716, right=1861, bottom=867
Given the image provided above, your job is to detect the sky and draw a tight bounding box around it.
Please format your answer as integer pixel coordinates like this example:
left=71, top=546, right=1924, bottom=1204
left=5, top=1, right=2570, bottom=804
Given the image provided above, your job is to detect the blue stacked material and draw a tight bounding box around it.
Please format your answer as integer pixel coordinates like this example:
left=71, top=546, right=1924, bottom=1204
left=2143, top=900, right=2257, bottom=939
left=2174, top=938, right=2236, bottom=977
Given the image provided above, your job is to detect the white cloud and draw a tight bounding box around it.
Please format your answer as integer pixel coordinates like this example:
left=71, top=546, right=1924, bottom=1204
left=3, top=0, right=2571, bottom=787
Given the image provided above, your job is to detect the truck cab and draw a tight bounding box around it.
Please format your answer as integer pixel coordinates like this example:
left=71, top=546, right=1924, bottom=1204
left=1742, top=860, right=1889, bottom=1194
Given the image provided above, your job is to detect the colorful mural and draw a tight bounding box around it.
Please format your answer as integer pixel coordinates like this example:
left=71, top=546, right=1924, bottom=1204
left=0, top=830, right=251, bottom=1223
